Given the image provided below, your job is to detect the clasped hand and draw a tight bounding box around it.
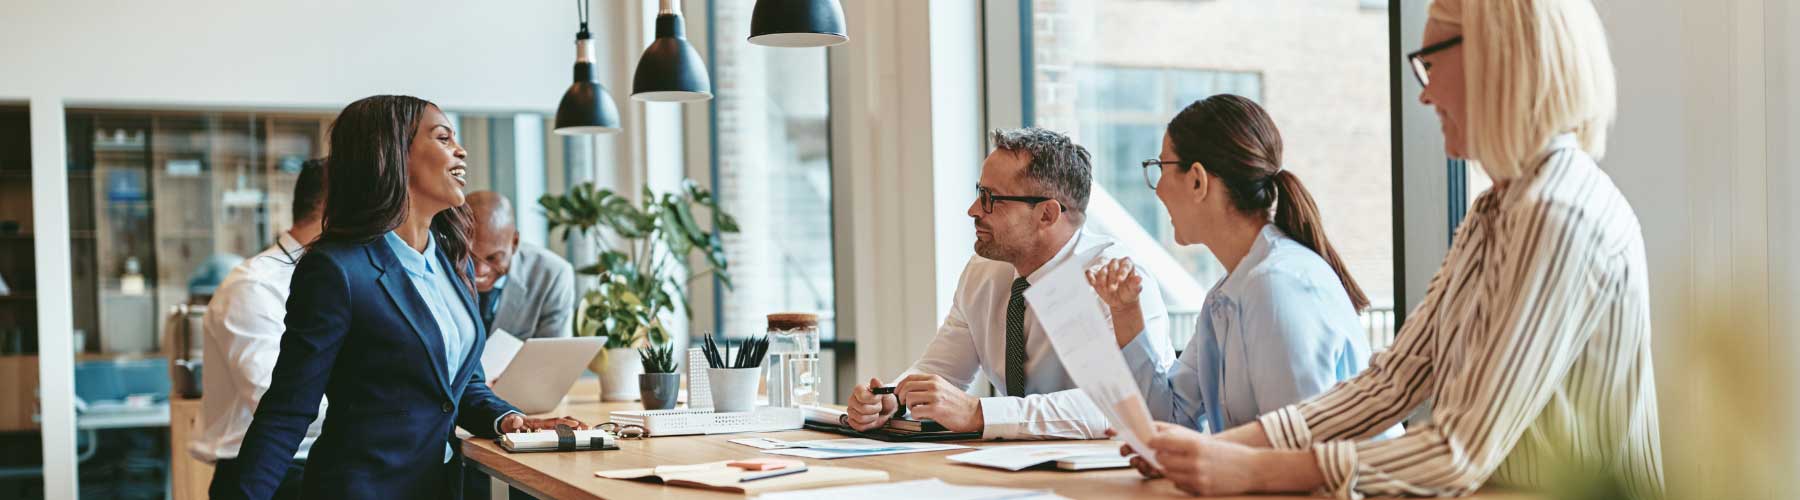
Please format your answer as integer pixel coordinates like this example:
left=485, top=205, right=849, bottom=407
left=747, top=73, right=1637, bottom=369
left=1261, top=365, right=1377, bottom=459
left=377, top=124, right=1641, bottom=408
left=845, top=374, right=984, bottom=433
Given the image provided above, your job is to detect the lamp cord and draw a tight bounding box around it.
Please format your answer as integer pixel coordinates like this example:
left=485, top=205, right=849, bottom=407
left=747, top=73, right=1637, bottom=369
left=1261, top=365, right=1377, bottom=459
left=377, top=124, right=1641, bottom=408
left=576, top=0, right=590, bottom=33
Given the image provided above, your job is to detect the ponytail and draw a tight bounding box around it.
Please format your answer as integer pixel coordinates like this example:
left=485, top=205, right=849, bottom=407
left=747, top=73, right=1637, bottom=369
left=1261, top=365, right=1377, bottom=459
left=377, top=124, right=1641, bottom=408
left=1169, top=94, right=1370, bottom=311
left=1270, top=170, right=1369, bottom=311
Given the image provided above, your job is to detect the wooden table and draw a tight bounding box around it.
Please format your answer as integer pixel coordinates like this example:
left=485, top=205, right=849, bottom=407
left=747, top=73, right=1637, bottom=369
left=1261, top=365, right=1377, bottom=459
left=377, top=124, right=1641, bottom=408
left=463, top=394, right=1538, bottom=500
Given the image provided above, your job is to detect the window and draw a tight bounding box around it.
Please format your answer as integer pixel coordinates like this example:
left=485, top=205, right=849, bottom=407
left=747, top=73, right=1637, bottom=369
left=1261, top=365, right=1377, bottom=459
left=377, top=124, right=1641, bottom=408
left=1076, top=66, right=1261, bottom=280
left=707, top=0, right=838, bottom=392
left=1024, top=0, right=1397, bottom=347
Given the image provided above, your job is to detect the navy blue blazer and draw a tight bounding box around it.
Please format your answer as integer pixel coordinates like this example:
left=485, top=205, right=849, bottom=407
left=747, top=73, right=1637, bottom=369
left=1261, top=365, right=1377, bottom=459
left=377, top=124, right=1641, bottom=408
left=216, top=234, right=519, bottom=500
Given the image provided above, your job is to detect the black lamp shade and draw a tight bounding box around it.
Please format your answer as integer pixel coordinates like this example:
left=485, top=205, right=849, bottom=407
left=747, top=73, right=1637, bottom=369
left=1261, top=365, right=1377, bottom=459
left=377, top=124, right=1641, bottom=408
left=748, top=0, right=848, bottom=48
left=632, top=13, right=713, bottom=102
left=555, top=60, right=623, bottom=135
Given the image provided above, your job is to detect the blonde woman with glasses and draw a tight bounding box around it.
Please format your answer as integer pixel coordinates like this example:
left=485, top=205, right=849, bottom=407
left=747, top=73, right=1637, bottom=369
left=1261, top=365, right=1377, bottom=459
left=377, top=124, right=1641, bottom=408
left=1112, top=0, right=1665, bottom=498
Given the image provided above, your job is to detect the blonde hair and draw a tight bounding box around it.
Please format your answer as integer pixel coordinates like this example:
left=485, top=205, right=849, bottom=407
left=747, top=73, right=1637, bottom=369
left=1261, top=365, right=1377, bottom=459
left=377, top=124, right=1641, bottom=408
left=1428, top=0, right=1617, bottom=178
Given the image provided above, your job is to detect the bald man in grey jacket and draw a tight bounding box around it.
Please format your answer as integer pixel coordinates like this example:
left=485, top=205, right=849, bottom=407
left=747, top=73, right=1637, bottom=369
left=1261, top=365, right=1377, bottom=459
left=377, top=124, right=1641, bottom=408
left=468, top=191, right=576, bottom=341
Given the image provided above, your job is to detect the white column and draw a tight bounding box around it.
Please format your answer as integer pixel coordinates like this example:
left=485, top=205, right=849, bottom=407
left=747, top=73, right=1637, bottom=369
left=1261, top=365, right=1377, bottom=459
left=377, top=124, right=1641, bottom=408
left=31, top=96, right=76, bottom=499
left=831, top=0, right=983, bottom=383
left=512, top=114, right=548, bottom=247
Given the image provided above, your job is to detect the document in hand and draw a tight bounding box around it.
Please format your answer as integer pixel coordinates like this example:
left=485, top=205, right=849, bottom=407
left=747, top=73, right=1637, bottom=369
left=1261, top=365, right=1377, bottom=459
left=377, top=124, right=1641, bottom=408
left=1022, top=243, right=1162, bottom=469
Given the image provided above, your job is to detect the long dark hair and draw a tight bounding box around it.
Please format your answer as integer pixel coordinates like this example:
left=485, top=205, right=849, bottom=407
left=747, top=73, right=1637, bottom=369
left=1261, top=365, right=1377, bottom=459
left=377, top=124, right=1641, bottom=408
left=315, top=95, right=476, bottom=286
left=1166, top=94, right=1369, bottom=311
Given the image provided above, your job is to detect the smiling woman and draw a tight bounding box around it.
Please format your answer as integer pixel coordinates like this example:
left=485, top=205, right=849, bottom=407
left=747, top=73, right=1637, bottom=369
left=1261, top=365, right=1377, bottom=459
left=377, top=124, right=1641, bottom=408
left=316, top=96, right=475, bottom=275
left=216, top=95, right=587, bottom=500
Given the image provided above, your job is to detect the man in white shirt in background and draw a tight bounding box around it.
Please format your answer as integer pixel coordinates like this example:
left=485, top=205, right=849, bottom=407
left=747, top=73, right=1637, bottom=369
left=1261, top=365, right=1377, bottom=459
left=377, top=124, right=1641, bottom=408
left=845, top=128, right=1176, bottom=440
left=192, top=158, right=327, bottom=500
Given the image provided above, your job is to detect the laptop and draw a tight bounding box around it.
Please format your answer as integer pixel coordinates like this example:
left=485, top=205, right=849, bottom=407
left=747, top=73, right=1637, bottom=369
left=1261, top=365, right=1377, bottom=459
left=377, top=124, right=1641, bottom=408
left=485, top=334, right=607, bottom=414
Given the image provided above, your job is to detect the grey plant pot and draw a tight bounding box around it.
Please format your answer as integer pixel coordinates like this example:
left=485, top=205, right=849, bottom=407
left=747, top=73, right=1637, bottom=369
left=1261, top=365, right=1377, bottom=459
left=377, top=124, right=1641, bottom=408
left=638, top=372, right=680, bottom=410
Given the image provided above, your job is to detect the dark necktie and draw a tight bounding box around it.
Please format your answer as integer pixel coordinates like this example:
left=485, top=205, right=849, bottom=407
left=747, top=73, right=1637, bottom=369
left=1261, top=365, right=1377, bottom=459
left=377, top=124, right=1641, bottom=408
left=478, top=287, right=501, bottom=335
left=1005, top=277, right=1030, bottom=397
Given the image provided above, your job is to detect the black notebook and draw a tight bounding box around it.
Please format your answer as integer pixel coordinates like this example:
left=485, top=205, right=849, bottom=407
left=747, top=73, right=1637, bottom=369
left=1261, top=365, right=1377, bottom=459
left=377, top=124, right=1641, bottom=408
left=802, top=420, right=982, bottom=442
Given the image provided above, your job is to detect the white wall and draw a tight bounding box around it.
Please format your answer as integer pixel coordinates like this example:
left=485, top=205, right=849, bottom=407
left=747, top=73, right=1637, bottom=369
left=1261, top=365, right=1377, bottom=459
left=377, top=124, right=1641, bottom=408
left=0, top=0, right=582, bottom=111
left=1594, top=0, right=1795, bottom=495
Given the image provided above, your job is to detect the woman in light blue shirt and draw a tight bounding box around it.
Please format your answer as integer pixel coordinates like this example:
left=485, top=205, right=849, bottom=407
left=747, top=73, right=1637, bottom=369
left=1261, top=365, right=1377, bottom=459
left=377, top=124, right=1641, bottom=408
left=1091, top=94, right=1398, bottom=436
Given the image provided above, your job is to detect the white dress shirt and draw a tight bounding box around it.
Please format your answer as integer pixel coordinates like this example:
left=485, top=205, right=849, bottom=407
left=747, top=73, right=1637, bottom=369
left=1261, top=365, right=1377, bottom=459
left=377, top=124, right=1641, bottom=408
left=192, top=231, right=326, bottom=463
left=905, top=229, right=1176, bottom=440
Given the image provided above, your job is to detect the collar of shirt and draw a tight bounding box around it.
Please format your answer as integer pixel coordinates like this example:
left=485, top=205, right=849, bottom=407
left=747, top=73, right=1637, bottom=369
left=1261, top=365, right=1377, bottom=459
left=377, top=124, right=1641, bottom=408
left=1209, top=224, right=1287, bottom=300
left=275, top=229, right=306, bottom=262
left=1491, top=132, right=1583, bottom=211
left=1022, top=228, right=1095, bottom=284
left=383, top=230, right=438, bottom=279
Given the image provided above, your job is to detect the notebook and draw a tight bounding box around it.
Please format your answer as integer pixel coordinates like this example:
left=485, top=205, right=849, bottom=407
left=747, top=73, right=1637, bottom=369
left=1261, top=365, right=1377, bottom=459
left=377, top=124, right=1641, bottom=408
left=498, top=427, right=618, bottom=453
left=595, top=461, right=890, bottom=495
left=800, top=409, right=982, bottom=442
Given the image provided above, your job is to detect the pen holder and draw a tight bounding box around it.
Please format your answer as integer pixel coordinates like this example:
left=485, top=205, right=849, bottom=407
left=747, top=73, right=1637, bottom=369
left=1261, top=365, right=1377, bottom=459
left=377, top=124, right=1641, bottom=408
left=706, top=367, right=761, bottom=413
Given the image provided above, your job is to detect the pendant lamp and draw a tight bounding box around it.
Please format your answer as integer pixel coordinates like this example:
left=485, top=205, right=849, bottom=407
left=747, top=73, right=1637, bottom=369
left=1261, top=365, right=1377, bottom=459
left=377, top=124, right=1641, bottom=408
left=632, top=0, right=712, bottom=102
left=554, top=0, right=623, bottom=135
left=748, top=0, right=849, bottom=48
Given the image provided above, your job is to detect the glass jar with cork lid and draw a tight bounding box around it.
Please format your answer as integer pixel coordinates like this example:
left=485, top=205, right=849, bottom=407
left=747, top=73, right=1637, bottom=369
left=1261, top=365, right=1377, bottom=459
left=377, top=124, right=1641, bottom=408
left=764, top=313, right=821, bottom=407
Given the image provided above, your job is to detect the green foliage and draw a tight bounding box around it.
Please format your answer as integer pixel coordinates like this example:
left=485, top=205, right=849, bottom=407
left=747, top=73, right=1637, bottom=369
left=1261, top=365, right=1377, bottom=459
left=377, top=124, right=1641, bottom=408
left=638, top=343, right=679, bottom=374
left=542, top=180, right=739, bottom=349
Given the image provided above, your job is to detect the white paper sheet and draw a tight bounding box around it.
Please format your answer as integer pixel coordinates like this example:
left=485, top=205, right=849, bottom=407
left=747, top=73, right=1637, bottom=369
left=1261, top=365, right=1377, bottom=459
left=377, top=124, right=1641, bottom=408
left=755, top=478, right=1067, bottom=500
left=480, top=328, right=524, bottom=381
left=1021, top=243, right=1162, bottom=468
left=945, top=443, right=1125, bottom=471
left=728, top=437, right=968, bottom=459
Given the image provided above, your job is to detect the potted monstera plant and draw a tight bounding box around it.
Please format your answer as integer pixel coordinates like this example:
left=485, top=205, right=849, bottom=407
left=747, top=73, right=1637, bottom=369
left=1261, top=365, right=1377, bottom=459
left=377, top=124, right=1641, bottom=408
left=541, top=180, right=737, bottom=401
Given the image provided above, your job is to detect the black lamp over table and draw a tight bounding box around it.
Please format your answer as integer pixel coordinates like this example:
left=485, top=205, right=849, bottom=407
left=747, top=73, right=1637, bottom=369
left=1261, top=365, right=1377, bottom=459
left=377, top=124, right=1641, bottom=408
left=633, top=0, right=712, bottom=102
left=748, top=0, right=849, bottom=48
left=554, top=0, right=623, bottom=135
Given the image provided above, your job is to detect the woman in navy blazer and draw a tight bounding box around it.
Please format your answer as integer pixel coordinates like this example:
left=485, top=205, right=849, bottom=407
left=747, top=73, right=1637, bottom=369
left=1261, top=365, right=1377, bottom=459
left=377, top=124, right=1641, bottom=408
left=215, top=95, right=584, bottom=500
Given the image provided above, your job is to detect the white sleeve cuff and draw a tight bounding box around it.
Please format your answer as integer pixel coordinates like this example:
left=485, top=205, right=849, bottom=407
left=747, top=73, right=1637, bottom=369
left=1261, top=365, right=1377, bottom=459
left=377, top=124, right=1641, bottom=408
left=977, top=396, right=1025, bottom=440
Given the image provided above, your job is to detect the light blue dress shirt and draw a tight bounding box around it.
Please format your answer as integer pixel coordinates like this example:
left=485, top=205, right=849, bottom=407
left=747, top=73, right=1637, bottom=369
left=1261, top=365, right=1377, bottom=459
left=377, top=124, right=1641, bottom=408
left=383, top=231, right=496, bottom=462
left=384, top=231, right=477, bottom=376
left=1125, top=225, right=1401, bottom=438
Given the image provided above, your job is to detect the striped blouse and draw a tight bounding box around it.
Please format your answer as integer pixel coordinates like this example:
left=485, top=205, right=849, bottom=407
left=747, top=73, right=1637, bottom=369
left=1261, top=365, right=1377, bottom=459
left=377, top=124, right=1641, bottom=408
left=1257, top=134, right=1664, bottom=499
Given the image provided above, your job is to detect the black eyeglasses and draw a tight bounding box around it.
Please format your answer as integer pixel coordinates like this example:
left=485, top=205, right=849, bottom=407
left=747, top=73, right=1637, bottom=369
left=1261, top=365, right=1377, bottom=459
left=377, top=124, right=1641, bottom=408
left=1140, top=159, right=1182, bottom=190
left=1406, top=35, right=1462, bottom=87
left=977, top=186, right=1065, bottom=214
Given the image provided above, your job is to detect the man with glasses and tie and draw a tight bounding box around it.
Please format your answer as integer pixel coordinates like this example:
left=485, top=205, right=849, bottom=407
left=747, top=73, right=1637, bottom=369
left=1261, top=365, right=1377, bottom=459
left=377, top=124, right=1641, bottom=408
left=843, top=128, right=1176, bottom=440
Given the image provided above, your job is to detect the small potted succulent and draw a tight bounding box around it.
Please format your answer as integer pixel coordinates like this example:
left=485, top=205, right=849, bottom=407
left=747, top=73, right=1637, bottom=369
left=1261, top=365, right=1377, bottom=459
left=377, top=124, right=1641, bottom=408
left=637, top=343, right=680, bottom=410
